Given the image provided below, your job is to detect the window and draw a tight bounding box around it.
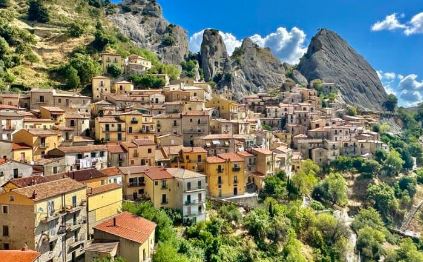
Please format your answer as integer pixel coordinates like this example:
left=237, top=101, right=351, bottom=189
left=161, top=194, right=167, bottom=204
left=53, top=166, right=58, bottom=174
left=198, top=180, right=201, bottom=189
left=148, top=148, right=152, bottom=154
left=187, top=182, right=191, bottom=191
left=39, top=96, right=44, bottom=102
left=100, top=151, right=105, bottom=157
left=70, top=120, right=75, bottom=127
left=2, top=205, right=8, bottom=214
left=9, top=196, right=14, bottom=202
left=3, top=243, right=9, bottom=250
left=198, top=193, right=202, bottom=202
left=128, top=127, right=132, bottom=134
left=72, top=196, right=77, bottom=207
left=91, top=152, right=96, bottom=158
left=13, top=169, right=18, bottom=178
left=197, top=155, right=202, bottom=162
left=49, top=241, right=55, bottom=251
left=2, top=225, right=9, bottom=236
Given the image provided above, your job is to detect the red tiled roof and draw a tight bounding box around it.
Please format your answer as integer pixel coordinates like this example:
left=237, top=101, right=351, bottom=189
left=181, top=147, right=207, bottom=154
left=94, top=212, right=156, bottom=244
left=11, top=143, right=31, bottom=150
left=252, top=148, right=273, bottom=155
left=107, top=143, right=125, bottom=153
left=63, top=169, right=107, bottom=182
left=206, top=156, right=225, bottom=164
left=58, top=145, right=107, bottom=154
left=217, top=152, right=244, bottom=162
left=133, top=139, right=155, bottom=146
left=237, top=151, right=253, bottom=157
left=88, top=183, right=121, bottom=196
left=7, top=174, right=64, bottom=188
left=144, top=167, right=173, bottom=180
left=0, top=250, right=40, bottom=262
left=13, top=178, right=85, bottom=201
left=100, top=167, right=122, bottom=177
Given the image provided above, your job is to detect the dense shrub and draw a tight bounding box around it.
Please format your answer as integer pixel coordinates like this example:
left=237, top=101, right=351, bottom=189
left=28, top=0, right=49, bottom=23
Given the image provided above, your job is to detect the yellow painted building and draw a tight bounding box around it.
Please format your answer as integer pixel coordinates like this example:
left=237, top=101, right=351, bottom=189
left=39, top=106, right=65, bottom=123
left=206, top=95, right=239, bottom=120
left=92, top=76, right=112, bottom=101
left=205, top=153, right=246, bottom=198
left=93, top=212, right=156, bottom=262
left=0, top=178, right=88, bottom=261
left=171, top=147, right=207, bottom=172
left=143, top=167, right=176, bottom=209
left=12, top=129, right=60, bottom=160
left=87, top=184, right=122, bottom=238
left=113, top=81, right=134, bottom=94
left=100, top=53, right=123, bottom=72
left=122, top=139, right=155, bottom=166
left=95, top=117, right=126, bottom=142
left=118, top=111, right=155, bottom=141
left=23, top=118, right=55, bottom=129
left=11, top=143, right=33, bottom=162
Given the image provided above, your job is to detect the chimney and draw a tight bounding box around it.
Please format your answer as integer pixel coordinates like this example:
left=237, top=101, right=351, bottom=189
left=21, top=243, right=28, bottom=251
left=31, top=190, right=37, bottom=199
left=113, top=217, right=117, bottom=226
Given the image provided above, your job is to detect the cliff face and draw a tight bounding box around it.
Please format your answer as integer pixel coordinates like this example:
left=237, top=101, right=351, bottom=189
left=298, top=29, right=388, bottom=111
left=200, top=29, right=231, bottom=82
left=200, top=33, right=286, bottom=98
left=109, top=0, right=188, bottom=65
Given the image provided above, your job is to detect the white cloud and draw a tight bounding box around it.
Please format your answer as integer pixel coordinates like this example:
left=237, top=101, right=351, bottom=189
left=371, top=12, right=423, bottom=35
left=219, top=32, right=242, bottom=55
left=378, top=70, right=423, bottom=106
left=189, top=27, right=307, bottom=65
left=249, top=27, right=307, bottom=64
left=371, top=13, right=407, bottom=32
left=405, top=12, right=423, bottom=35
left=188, top=29, right=241, bottom=56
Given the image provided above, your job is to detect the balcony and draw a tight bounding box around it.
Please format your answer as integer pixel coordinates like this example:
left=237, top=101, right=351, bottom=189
left=66, top=223, right=81, bottom=233
left=161, top=184, right=168, bottom=190
left=161, top=200, right=169, bottom=205
left=129, top=182, right=145, bottom=187
left=232, top=166, right=241, bottom=172
left=184, top=199, right=204, bottom=205
left=131, top=120, right=139, bottom=124
left=183, top=128, right=204, bottom=134
left=217, top=168, right=224, bottom=173
left=40, top=211, right=64, bottom=224
left=64, top=204, right=83, bottom=213
left=68, top=237, right=85, bottom=249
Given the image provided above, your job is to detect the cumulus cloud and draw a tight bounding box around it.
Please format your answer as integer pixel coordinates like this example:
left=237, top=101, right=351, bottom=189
left=378, top=70, right=423, bottom=106
left=249, top=27, right=307, bottom=64
left=189, top=27, right=307, bottom=64
left=371, top=13, right=407, bottom=32
left=188, top=29, right=241, bottom=56
left=371, top=12, right=423, bottom=35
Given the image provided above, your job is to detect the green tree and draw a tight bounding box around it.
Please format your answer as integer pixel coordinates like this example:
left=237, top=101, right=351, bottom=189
left=292, top=160, right=319, bottom=196
left=181, top=60, right=198, bottom=78
left=67, top=22, right=85, bottom=38
left=352, top=208, right=386, bottom=233
left=346, top=105, right=357, bottom=116
left=398, top=176, right=417, bottom=198
left=63, top=65, right=80, bottom=89
left=375, top=149, right=388, bottom=164
left=384, top=94, right=398, bottom=112
left=28, top=0, right=49, bottom=23
left=68, top=53, right=101, bottom=85
left=385, top=238, right=423, bottom=262
left=153, top=242, right=189, bottom=262
left=129, top=74, right=166, bottom=89
left=282, top=232, right=308, bottom=262
left=356, top=226, right=385, bottom=261
left=107, top=64, right=122, bottom=78
left=367, top=183, right=398, bottom=221
left=313, top=173, right=348, bottom=206
left=260, top=171, right=287, bottom=200
left=244, top=208, right=270, bottom=241
left=360, top=159, right=381, bottom=176
left=417, top=168, right=423, bottom=184
left=383, top=149, right=405, bottom=176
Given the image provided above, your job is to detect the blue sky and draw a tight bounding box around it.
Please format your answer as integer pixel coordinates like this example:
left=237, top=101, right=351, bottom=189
left=155, top=0, right=423, bottom=106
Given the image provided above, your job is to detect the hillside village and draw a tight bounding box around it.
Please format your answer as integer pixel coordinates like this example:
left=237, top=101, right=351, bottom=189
left=0, top=1, right=423, bottom=262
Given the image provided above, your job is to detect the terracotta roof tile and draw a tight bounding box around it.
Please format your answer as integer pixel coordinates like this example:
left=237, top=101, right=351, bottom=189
left=58, top=145, right=107, bottom=154
left=144, top=167, right=173, bottom=180
left=62, top=169, right=107, bottom=182
left=88, top=183, right=121, bottom=196
left=107, top=143, right=125, bottom=153
left=206, top=156, right=225, bottom=164
left=13, top=178, right=85, bottom=201
left=94, top=212, right=156, bottom=244
left=217, top=152, right=244, bottom=162
left=252, top=148, right=273, bottom=155
left=181, top=147, right=207, bottom=154
left=100, top=167, right=122, bottom=177
left=0, top=250, right=40, bottom=262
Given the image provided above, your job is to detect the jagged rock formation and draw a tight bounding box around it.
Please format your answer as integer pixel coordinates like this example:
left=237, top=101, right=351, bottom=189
left=291, top=70, right=308, bottom=86
left=200, top=33, right=286, bottom=98
left=224, top=38, right=286, bottom=97
left=200, top=29, right=231, bottom=82
left=109, top=0, right=188, bottom=65
left=298, top=29, right=388, bottom=111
